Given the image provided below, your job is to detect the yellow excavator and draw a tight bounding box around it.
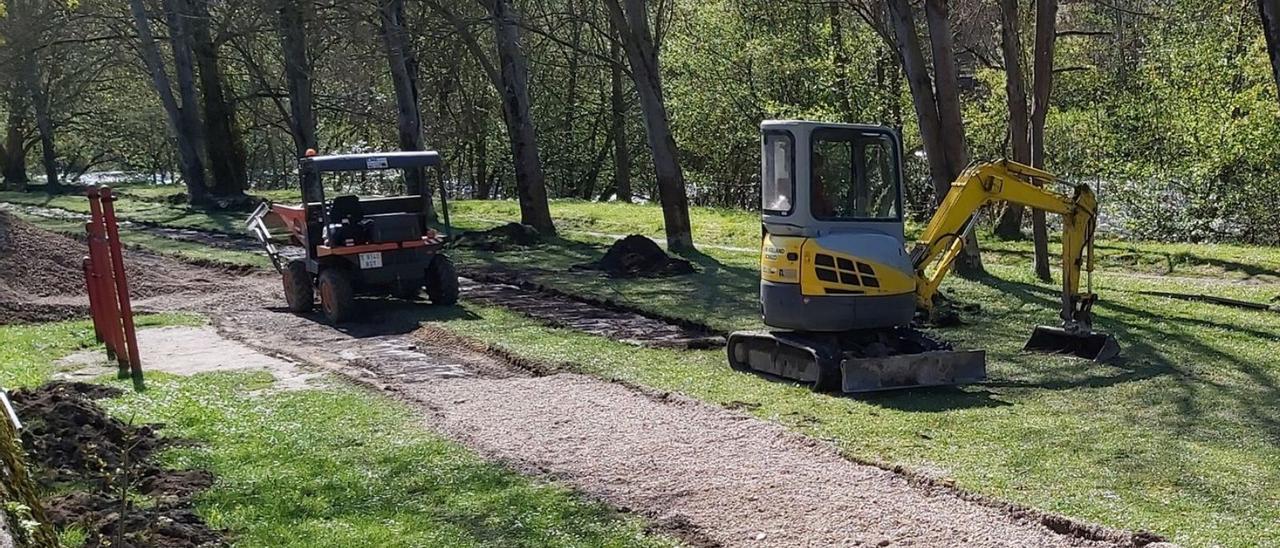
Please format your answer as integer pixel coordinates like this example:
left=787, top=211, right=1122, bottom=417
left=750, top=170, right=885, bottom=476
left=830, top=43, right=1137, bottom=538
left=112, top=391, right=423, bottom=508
left=727, top=120, right=1120, bottom=393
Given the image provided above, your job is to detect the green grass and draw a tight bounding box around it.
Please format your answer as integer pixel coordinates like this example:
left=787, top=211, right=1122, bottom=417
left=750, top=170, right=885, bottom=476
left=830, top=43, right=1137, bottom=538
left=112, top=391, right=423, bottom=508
left=1, top=318, right=673, bottom=548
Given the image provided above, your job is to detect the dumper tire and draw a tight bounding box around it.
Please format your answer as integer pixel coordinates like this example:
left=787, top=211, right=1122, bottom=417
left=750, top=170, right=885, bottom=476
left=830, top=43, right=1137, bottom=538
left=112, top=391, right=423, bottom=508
left=319, top=267, right=355, bottom=323
left=425, top=255, right=460, bottom=305
left=282, top=260, right=314, bottom=313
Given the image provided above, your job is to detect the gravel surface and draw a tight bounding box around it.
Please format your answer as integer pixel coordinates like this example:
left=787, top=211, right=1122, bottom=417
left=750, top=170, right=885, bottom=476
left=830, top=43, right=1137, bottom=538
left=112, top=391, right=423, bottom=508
left=210, top=296, right=1151, bottom=547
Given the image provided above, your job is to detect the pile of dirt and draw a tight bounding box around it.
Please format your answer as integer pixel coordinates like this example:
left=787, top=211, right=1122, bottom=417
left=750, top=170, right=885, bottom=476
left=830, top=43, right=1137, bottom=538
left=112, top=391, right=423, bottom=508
left=574, top=235, right=695, bottom=278
left=451, top=222, right=542, bottom=251
left=918, top=291, right=982, bottom=328
left=0, top=211, right=228, bottom=324
left=10, top=382, right=223, bottom=547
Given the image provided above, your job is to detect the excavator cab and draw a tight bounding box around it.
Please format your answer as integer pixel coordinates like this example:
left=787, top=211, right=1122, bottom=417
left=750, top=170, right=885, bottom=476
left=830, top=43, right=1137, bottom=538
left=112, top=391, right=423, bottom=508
left=730, top=120, right=1119, bottom=394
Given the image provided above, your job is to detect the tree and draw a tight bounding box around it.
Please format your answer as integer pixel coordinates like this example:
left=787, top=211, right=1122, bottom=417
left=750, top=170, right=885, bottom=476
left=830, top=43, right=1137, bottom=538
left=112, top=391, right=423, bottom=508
left=379, top=0, right=436, bottom=219
left=1259, top=0, right=1280, bottom=103
left=603, top=0, right=694, bottom=252
left=425, top=0, right=555, bottom=234
left=0, top=83, right=29, bottom=190
left=2, top=0, right=62, bottom=191
left=884, top=0, right=982, bottom=274
left=608, top=19, right=632, bottom=203
left=272, top=0, right=319, bottom=201
left=1028, top=0, right=1057, bottom=282
left=188, top=0, right=249, bottom=199
left=992, top=0, right=1031, bottom=240
left=128, top=0, right=208, bottom=203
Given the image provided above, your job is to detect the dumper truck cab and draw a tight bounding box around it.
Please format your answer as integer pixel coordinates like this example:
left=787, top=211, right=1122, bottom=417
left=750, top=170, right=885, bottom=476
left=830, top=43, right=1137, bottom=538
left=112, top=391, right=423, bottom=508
left=247, top=150, right=459, bottom=323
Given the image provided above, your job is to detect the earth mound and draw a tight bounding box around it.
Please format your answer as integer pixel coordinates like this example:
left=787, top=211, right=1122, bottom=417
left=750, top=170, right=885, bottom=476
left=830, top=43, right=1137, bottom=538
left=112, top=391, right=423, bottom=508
left=576, top=235, right=695, bottom=278
left=0, top=211, right=224, bottom=324
left=10, top=381, right=223, bottom=547
left=452, top=222, right=542, bottom=251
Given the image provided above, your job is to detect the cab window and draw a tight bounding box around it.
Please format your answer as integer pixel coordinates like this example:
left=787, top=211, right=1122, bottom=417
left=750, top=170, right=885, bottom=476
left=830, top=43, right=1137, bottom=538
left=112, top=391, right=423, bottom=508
left=810, top=129, right=901, bottom=221
left=761, top=131, right=794, bottom=214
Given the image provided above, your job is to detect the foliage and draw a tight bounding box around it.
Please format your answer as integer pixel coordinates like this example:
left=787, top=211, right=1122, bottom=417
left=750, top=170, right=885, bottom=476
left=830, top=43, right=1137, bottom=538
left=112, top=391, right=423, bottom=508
left=1, top=0, right=1278, bottom=236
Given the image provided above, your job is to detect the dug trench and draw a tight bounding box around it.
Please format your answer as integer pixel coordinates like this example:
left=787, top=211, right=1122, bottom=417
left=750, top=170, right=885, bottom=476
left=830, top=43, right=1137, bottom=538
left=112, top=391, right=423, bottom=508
left=10, top=382, right=222, bottom=547
left=1, top=212, right=1171, bottom=546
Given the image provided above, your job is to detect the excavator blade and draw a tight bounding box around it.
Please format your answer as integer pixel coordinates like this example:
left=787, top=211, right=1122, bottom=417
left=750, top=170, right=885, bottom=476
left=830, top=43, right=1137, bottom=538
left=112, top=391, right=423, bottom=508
left=840, top=351, right=986, bottom=393
left=1023, top=326, right=1120, bottom=362
left=727, top=330, right=987, bottom=393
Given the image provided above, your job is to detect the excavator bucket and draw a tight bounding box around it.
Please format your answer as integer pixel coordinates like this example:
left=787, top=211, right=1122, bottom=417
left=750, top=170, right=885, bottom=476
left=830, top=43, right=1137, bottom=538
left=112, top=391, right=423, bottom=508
left=1023, top=326, right=1120, bottom=362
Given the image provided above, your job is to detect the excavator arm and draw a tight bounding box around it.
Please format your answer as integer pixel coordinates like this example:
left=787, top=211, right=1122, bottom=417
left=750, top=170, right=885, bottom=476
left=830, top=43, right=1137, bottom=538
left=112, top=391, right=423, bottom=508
left=908, top=161, right=1101, bottom=334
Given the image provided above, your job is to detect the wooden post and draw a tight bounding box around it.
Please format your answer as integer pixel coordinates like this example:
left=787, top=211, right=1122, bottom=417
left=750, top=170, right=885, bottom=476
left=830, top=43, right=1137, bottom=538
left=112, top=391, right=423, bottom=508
left=84, top=190, right=124, bottom=369
left=99, top=187, right=144, bottom=390
left=82, top=256, right=103, bottom=344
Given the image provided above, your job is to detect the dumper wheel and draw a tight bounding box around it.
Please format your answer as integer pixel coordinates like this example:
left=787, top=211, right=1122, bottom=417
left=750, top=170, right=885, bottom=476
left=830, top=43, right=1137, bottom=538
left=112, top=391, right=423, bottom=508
left=425, top=255, right=460, bottom=305
left=319, top=267, right=355, bottom=323
left=282, top=260, right=313, bottom=313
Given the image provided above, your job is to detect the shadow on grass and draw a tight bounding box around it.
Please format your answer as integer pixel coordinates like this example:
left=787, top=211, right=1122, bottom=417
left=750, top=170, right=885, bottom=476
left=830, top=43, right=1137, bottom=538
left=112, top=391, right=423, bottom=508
left=855, top=386, right=1012, bottom=412
left=974, top=273, right=1280, bottom=446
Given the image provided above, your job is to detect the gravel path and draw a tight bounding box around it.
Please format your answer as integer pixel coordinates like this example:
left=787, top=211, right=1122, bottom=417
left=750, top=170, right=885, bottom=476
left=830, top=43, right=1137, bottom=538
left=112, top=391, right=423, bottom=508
left=205, top=288, right=1151, bottom=547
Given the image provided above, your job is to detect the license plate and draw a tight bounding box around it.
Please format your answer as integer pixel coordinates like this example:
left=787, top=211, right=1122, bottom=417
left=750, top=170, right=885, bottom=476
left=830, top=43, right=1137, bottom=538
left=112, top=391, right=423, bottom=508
left=358, top=252, right=383, bottom=269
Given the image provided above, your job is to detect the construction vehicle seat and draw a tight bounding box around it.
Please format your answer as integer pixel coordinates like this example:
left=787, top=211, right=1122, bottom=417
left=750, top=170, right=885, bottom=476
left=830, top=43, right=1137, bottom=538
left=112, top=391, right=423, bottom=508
left=328, top=195, right=363, bottom=224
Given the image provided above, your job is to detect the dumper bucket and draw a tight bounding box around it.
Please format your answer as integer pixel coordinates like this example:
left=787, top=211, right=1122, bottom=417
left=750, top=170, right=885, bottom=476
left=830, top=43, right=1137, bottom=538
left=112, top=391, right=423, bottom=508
left=1023, top=326, right=1120, bottom=362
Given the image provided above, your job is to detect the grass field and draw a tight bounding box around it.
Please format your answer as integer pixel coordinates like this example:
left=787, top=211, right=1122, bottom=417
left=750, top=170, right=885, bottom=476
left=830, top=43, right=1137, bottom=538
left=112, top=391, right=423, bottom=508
left=5, top=187, right=1279, bottom=546
left=0, top=317, right=673, bottom=548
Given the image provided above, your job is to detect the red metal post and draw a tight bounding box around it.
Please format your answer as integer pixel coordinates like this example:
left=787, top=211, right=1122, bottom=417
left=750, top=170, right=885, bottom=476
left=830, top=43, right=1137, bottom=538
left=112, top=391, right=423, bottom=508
left=85, top=189, right=124, bottom=366
left=100, top=187, right=144, bottom=390
left=82, top=256, right=103, bottom=344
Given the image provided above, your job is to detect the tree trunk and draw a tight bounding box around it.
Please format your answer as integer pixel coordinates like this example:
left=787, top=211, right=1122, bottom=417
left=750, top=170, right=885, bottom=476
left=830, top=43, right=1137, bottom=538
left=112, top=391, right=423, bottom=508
left=923, top=0, right=982, bottom=275
left=1, top=85, right=27, bottom=191
left=274, top=0, right=319, bottom=202
left=604, top=0, right=694, bottom=252
left=885, top=0, right=949, bottom=200
left=609, top=20, right=633, bottom=203
left=562, top=0, right=584, bottom=196
left=1261, top=0, right=1280, bottom=103
left=993, top=0, right=1032, bottom=239
left=380, top=0, right=436, bottom=219
left=128, top=0, right=208, bottom=202
left=923, top=0, right=968, bottom=179
left=490, top=0, right=555, bottom=234
left=20, top=54, right=57, bottom=192
left=474, top=132, right=492, bottom=199
left=1, top=81, right=29, bottom=192
left=189, top=0, right=248, bottom=199
left=1030, top=0, right=1058, bottom=282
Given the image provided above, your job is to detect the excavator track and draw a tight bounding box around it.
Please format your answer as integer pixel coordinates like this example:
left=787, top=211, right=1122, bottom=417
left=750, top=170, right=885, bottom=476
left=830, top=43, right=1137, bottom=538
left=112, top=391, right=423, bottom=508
left=726, top=328, right=986, bottom=393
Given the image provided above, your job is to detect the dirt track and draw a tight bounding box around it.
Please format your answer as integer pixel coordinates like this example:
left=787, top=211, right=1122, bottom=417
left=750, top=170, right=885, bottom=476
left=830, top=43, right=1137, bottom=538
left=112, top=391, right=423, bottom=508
left=1, top=214, right=1163, bottom=547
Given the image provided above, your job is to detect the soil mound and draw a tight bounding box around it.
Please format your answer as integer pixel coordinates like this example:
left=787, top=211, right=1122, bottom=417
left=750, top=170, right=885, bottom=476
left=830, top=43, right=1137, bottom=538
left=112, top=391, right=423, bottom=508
left=452, top=222, right=542, bottom=251
left=10, top=382, right=223, bottom=547
left=576, top=235, right=695, bottom=278
left=0, top=211, right=226, bottom=324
